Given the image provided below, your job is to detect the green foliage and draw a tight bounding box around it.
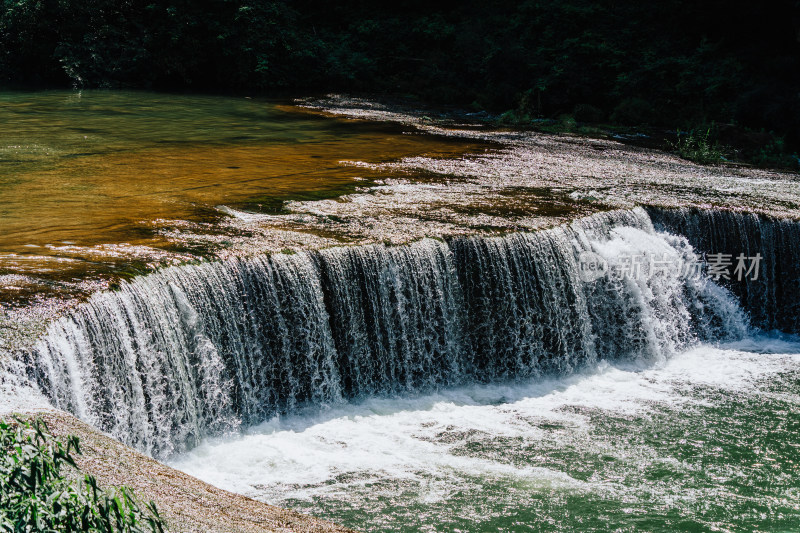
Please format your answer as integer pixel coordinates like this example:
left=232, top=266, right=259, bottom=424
left=750, top=137, right=800, bottom=171
left=669, top=129, right=727, bottom=165
left=0, top=418, right=166, bottom=532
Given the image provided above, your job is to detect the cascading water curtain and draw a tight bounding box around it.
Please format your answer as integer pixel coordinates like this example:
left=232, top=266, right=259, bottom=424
left=25, top=207, right=751, bottom=457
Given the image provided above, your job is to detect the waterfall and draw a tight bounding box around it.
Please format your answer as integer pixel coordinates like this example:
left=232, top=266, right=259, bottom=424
left=648, top=206, right=800, bottom=333
left=23, top=207, right=750, bottom=457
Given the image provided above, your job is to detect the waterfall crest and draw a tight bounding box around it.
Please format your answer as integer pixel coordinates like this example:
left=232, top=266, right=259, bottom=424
left=26, top=207, right=750, bottom=457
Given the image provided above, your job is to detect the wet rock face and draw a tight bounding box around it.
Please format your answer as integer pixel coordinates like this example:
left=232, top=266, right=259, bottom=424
left=299, top=95, right=800, bottom=217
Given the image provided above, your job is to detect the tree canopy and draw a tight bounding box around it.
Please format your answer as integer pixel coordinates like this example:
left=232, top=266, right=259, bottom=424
left=2, top=0, right=799, bottom=149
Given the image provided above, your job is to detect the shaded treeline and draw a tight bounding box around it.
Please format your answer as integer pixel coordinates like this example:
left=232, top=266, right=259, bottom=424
left=1, top=0, right=799, bottom=147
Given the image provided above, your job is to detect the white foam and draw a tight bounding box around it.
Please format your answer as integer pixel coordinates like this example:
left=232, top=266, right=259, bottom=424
left=169, top=340, right=800, bottom=504
left=0, top=359, right=53, bottom=416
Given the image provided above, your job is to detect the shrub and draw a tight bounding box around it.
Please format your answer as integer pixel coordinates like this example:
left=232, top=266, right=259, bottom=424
left=0, top=418, right=166, bottom=532
left=669, top=128, right=727, bottom=165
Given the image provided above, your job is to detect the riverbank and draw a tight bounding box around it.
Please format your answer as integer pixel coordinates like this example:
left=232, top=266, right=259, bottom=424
left=3, top=408, right=355, bottom=533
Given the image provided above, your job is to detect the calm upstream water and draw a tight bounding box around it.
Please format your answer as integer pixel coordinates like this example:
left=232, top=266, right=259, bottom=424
left=0, top=91, right=487, bottom=303
left=0, top=91, right=476, bottom=249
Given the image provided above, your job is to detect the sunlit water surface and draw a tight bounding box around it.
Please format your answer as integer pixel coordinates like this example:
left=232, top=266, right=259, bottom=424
left=170, top=338, right=800, bottom=532
left=0, top=91, right=488, bottom=303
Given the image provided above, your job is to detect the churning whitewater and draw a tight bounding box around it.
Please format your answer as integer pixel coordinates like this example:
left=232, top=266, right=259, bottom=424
left=18, top=207, right=760, bottom=457
left=168, top=336, right=800, bottom=532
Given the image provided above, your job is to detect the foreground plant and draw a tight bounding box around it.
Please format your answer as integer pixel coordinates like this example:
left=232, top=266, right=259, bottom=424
left=0, top=418, right=166, bottom=532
